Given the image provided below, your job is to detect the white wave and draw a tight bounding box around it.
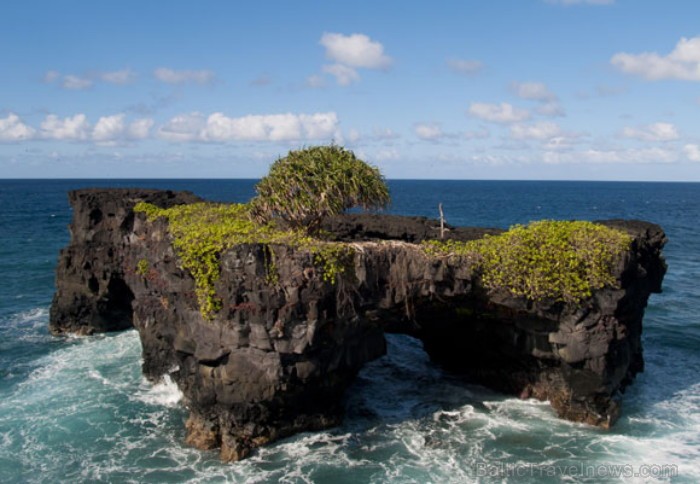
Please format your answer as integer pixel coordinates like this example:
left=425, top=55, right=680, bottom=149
left=132, top=375, right=183, bottom=408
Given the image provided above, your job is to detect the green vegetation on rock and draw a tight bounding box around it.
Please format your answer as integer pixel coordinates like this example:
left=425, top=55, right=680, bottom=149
left=249, top=145, right=390, bottom=234
left=136, top=258, right=150, bottom=277
left=423, top=220, right=632, bottom=303
left=134, top=201, right=354, bottom=319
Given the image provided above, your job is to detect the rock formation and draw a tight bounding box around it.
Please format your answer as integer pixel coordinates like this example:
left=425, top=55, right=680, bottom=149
left=50, top=189, right=666, bottom=460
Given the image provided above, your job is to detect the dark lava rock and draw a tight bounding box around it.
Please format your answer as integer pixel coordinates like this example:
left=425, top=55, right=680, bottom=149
left=50, top=189, right=667, bottom=460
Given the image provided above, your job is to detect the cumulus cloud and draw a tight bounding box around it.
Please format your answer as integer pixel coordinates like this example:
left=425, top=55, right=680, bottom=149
left=153, top=67, right=216, bottom=85
left=468, top=102, right=530, bottom=123
left=205, top=112, right=338, bottom=141
left=127, top=118, right=155, bottom=139
left=611, top=36, right=700, bottom=81
left=1, top=112, right=152, bottom=144
left=414, top=123, right=445, bottom=140
left=316, top=32, right=392, bottom=86
left=511, top=82, right=564, bottom=117
left=511, top=82, right=556, bottom=102
left=621, top=122, right=679, bottom=141
left=92, top=114, right=126, bottom=142
left=157, top=113, right=206, bottom=142
left=447, top=58, right=483, bottom=76
left=320, top=32, right=392, bottom=69
left=40, top=114, right=91, bottom=140
left=159, top=112, right=339, bottom=142
left=0, top=113, right=36, bottom=142
left=684, top=144, right=700, bottom=161
left=509, top=122, right=584, bottom=151
left=92, top=114, right=154, bottom=143
left=322, top=64, right=361, bottom=86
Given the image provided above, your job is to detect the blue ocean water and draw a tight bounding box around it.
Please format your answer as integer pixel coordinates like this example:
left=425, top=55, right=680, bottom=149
left=0, top=179, right=698, bottom=483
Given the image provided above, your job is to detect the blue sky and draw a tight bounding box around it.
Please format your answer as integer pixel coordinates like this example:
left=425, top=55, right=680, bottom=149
left=2, top=0, right=700, bottom=180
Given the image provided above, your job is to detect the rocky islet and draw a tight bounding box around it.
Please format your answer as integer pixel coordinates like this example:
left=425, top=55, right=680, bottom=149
left=50, top=188, right=667, bottom=461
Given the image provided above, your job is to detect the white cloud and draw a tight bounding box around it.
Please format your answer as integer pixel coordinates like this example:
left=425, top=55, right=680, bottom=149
left=320, top=32, right=392, bottom=69
left=40, top=114, right=90, bottom=140
left=316, top=32, right=392, bottom=86
left=0, top=113, right=35, bottom=142
left=99, top=69, right=136, bottom=84
left=511, top=82, right=564, bottom=117
left=545, top=0, right=614, bottom=5
left=468, top=102, right=530, bottom=123
left=159, top=112, right=339, bottom=142
left=621, top=122, right=679, bottom=141
left=62, top=75, right=93, bottom=90
left=510, top=122, right=583, bottom=151
left=153, top=67, right=216, bottom=85
left=447, top=58, right=483, bottom=76
left=127, top=118, right=154, bottom=139
left=543, top=147, right=678, bottom=165
left=511, top=82, right=556, bottom=102
left=44, top=69, right=135, bottom=89
left=345, top=127, right=401, bottom=143
left=414, top=123, right=444, bottom=140
left=1, top=112, right=153, bottom=144
left=684, top=144, right=700, bottom=161
left=611, top=36, right=700, bottom=81
left=157, top=113, right=206, bottom=142
left=510, top=121, right=562, bottom=140
left=322, top=64, right=360, bottom=86
left=92, top=114, right=126, bottom=142
left=90, top=114, right=153, bottom=143
left=374, top=148, right=400, bottom=161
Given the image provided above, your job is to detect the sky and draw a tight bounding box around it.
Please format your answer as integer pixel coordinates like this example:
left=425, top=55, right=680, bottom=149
left=1, top=0, right=700, bottom=180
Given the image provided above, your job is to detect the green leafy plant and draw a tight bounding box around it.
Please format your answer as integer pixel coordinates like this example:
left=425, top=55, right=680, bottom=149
left=136, top=258, right=150, bottom=277
left=134, top=201, right=355, bottom=319
left=423, top=220, right=632, bottom=303
left=249, top=144, right=390, bottom=234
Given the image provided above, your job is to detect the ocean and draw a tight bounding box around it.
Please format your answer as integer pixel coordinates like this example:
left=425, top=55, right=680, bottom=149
left=0, top=179, right=698, bottom=483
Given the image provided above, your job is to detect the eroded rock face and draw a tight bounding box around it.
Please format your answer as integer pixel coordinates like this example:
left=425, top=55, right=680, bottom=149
left=50, top=189, right=666, bottom=460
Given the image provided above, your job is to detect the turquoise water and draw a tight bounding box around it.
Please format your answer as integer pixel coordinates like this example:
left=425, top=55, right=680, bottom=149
left=0, top=180, right=698, bottom=483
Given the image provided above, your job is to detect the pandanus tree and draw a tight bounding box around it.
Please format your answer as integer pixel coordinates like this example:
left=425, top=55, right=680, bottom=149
left=249, top=145, right=390, bottom=234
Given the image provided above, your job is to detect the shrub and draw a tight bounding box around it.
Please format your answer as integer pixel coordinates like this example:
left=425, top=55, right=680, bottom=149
left=423, top=220, right=632, bottom=303
left=249, top=145, right=390, bottom=234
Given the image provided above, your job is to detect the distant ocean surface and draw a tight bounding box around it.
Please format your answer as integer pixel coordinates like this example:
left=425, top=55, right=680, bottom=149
left=1, top=179, right=699, bottom=483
